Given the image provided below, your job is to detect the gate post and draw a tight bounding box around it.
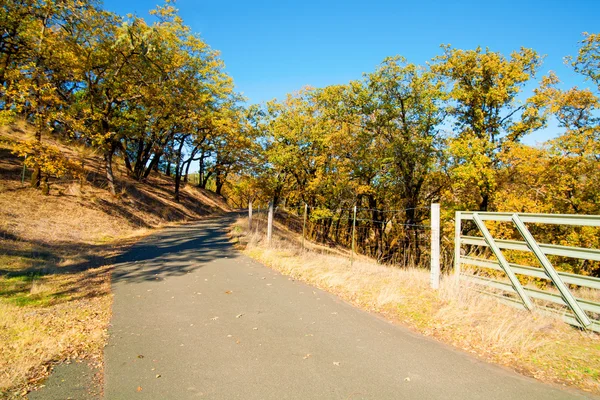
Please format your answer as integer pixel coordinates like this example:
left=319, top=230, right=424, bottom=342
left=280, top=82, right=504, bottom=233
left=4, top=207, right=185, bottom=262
left=454, top=211, right=462, bottom=278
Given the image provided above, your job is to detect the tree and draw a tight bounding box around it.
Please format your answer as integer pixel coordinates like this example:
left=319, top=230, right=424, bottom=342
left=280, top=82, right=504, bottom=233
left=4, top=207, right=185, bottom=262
left=1, top=0, right=96, bottom=189
left=363, top=56, right=447, bottom=260
left=433, top=45, right=545, bottom=210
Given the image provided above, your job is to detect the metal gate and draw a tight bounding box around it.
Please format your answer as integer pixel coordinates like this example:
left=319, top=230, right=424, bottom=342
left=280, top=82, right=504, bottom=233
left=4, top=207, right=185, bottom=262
left=454, top=211, right=600, bottom=332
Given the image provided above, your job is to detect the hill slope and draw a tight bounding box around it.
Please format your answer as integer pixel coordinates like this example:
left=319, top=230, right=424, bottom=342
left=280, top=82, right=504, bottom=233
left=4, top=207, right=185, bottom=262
left=0, top=122, right=230, bottom=397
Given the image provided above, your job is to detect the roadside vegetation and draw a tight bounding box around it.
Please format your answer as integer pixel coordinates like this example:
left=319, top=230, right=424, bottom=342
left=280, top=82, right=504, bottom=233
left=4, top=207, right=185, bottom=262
left=226, top=34, right=600, bottom=279
left=231, top=216, right=600, bottom=394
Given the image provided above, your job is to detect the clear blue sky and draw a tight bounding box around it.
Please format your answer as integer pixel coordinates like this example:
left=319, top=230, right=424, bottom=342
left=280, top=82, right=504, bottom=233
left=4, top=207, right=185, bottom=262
left=102, top=0, right=599, bottom=145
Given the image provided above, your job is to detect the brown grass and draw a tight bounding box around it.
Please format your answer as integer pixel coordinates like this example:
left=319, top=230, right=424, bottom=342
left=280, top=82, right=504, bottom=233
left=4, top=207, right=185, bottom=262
left=232, top=216, right=600, bottom=395
left=0, top=123, right=230, bottom=398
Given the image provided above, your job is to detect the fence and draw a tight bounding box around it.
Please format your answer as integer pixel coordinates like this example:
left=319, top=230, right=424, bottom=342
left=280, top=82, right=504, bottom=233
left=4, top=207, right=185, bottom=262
left=248, top=201, right=441, bottom=289
left=455, top=211, right=600, bottom=332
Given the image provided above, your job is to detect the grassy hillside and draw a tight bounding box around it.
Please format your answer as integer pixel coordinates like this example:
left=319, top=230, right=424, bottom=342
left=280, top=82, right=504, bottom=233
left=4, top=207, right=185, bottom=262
left=0, top=123, right=230, bottom=397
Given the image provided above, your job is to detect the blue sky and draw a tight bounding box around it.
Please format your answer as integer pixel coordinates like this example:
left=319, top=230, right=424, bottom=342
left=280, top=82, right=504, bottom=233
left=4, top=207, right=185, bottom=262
left=102, top=0, right=599, bottom=145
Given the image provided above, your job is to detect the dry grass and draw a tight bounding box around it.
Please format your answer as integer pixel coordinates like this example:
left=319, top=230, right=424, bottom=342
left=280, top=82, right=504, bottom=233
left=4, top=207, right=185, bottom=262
left=232, top=216, right=600, bottom=395
left=0, top=123, right=231, bottom=398
left=0, top=266, right=111, bottom=397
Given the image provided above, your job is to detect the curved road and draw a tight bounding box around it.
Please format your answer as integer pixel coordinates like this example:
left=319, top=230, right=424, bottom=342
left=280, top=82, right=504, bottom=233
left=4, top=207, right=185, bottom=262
left=103, top=215, right=590, bottom=399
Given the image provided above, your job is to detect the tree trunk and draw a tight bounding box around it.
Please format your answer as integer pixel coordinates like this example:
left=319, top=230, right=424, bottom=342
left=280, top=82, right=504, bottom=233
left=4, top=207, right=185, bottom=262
left=215, top=170, right=224, bottom=195
left=104, top=145, right=116, bottom=196
left=41, top=174, right=50, bottom=195
left=143, top=152, right=162, bottom=179
left=480, top=191, right=489, bottom=211
left=183, top=147, right=199, bottom=184
left=30, top=167, right=41, bottom=188
left=31, top=130, right=42, bottom=188
left=334, top=209, right=344, bottom=242
left=184, top=159, right=192, bottom=184
left=123, top=152, right=133, bottom=174
left=403, top=200, right=417, bottom=265
left=198, top=154, right=205, bottom=188
left=173, top=138, right=186, bottom=202
left=132, top=138, right=145, bottom=178
left=368, top=195, right=384, bottom=262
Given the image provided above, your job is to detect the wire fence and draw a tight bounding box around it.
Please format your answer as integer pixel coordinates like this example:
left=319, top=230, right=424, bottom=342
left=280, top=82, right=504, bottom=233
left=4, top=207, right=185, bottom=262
left=250, top=203, right=437, bottom=270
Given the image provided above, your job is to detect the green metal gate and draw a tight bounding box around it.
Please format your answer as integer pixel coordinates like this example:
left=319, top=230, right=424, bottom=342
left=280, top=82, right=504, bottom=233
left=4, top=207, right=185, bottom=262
left=454, top=211, right=600, bottom=332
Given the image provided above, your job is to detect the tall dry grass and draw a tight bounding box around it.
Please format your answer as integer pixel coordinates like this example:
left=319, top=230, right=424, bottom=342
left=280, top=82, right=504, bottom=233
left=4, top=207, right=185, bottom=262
left=233, top=216, right=600, bottom=394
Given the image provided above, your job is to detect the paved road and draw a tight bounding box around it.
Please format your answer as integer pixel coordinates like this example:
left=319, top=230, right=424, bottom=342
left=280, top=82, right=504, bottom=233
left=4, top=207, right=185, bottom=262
left=104, top=215, right=590, bottom=399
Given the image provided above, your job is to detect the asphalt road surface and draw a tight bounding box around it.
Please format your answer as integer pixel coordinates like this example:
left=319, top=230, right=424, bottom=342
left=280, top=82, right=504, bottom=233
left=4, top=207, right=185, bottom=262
left=103, top=215, right=591, bottom=399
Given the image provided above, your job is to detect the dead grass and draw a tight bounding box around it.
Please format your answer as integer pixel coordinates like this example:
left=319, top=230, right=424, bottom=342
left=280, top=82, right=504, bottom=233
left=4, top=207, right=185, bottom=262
left=0, top=123, right=231, bottom=398
left=232, top=216, right=600, bottom=395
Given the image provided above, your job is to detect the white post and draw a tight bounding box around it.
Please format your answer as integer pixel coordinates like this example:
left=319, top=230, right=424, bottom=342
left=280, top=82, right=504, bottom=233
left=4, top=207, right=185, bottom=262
left=430, top=203, right=440, bottom=289
left=267, top=200, right=274, bottom=247
left=248, top=199, right=253, bottom=231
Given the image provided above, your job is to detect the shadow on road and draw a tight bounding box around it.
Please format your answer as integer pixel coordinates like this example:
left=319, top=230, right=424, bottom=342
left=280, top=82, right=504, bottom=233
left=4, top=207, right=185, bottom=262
left=111, top=215, right=240, bottom=284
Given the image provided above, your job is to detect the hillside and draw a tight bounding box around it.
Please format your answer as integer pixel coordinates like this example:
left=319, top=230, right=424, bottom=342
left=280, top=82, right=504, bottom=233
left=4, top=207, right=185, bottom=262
left=0, top=122, right=230, bottom=397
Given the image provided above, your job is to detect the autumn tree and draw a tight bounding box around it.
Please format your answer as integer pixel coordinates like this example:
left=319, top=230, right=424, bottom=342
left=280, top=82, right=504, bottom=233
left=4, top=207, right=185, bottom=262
left=433, top=46, right=546, bottom=210
left=362, top=57, right=447, bottom=259
left=1, top=0, right=97, bottom=189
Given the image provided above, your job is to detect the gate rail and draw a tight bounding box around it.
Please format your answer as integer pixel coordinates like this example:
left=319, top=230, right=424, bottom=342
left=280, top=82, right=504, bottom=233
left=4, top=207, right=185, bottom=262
left=455, top=211, right=600, bottom=332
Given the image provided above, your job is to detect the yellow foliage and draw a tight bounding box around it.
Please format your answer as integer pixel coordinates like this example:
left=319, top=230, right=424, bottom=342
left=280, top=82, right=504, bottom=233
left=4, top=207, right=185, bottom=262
left=10, top=140, right=84, bottom=180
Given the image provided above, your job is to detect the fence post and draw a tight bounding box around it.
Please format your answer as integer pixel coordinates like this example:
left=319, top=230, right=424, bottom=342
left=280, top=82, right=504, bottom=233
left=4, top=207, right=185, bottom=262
left=351, top=205, right=357, bottom=266
left=248, top=199, right=253, bottom=231
left=267, top=200, right=274, bottom=247
left=430, top=203, right=440, bottom=289
left=454, top=211, right=462, bottom=279
left=302, top=203, right=307, bottom=251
